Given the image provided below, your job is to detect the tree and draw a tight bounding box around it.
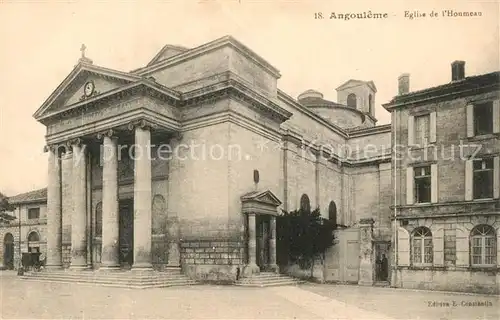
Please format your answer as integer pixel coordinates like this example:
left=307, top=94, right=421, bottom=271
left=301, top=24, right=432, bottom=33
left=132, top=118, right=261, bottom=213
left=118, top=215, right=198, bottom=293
left=276, top=207, right=336, bottom=278
left=0, top=192, right=16, bottom=224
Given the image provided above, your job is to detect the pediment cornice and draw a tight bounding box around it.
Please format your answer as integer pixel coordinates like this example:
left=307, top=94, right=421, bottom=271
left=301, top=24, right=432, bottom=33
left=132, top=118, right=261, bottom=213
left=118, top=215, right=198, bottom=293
left=33, top=62, right=142, bottom=120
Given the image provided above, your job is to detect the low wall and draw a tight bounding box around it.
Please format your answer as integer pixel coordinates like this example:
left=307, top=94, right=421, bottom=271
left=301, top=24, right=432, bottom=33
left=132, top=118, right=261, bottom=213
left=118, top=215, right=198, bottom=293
left=283, top=260, right=325, bottom=282
left=180, top=239, right=243, bottom=284
left=394, top=267, right=500, bottom=294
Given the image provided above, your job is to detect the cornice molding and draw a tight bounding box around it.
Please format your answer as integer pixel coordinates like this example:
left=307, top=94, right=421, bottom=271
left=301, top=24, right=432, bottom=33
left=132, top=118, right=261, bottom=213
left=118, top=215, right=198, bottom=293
left=133, top=36, right=281, bottom=79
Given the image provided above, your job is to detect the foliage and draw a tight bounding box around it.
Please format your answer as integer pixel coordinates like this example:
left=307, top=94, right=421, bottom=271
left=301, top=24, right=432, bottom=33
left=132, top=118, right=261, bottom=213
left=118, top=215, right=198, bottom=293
left=0, top=192, right=16, bottom=224
left=276, top=207, right=336, bottom=274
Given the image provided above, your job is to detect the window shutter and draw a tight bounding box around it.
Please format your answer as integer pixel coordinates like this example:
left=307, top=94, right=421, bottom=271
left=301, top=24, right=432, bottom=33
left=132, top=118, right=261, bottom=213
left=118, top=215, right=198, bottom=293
left=406, top=167, right=414, bottom=205
left=465, top=160, right=473, bottom=201
left=431, top=164, right=438, bottom=203
left=455, top=227, right=469, bottom=267
left=494, top=156, right=499, bottom=199
left=397, top=227, right=410, bottom=266
left=493, top=100, right=500, bottom=134
left=429, top=111, right=437, bottom=143
left=408, top=115, right=415, bottom=145
left=432, top=227, right=444, bottom=266
left=466, top=104, right=474, bottom=138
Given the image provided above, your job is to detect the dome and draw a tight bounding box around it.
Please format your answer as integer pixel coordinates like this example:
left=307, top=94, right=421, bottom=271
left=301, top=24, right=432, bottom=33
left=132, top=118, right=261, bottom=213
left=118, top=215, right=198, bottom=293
left=297, top=89, right=324, bottom=101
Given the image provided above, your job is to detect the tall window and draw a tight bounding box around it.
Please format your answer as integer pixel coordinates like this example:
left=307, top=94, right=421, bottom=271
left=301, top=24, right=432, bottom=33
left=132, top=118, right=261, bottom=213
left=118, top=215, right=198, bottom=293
left=347, top=93, right=357, bottom=108
left=474, top=102, right=493, bottom=136
left=95, top=202, right=102, bottom=238
left=368, top=94, right=373, bottom=115
left=414, top=166, right=431, bottom=203
left=471, top=225, right=496, bottom=266
left=328, top=201, right=337, bottom=227
left=473, top=159, right=494, bottom=199
left=27, top=208, right=40, bottom=220
left=412, top=227, right=433, bottom=265
left=414, top=114, right=430, bottom=146
left=300, top=194, right=311, bottom=213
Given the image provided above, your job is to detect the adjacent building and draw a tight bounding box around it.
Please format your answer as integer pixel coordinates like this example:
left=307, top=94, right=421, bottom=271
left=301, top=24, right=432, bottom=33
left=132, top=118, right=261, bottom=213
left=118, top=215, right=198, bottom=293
left=0, top=189, right=48, bottom=270
left=383, top=61, right=500, bottom=294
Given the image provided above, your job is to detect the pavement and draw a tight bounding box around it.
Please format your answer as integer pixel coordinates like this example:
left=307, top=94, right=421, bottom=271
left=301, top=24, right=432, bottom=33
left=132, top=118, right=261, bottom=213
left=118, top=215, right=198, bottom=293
left=1, top=270, right=498, bottom=319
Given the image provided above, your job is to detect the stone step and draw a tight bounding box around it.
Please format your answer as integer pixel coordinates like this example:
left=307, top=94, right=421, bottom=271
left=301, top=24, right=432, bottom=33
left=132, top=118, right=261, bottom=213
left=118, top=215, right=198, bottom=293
left=21, top=275, right=195, bottom=285
left=20, top=269, right=197, bottom=289
left=239, top=277, right=303, bottom=284
left=21, top=277, right=197, bottom=289
left=24, top=272, right=186, bottom=280
left=236, top=273, right=304, bottom=287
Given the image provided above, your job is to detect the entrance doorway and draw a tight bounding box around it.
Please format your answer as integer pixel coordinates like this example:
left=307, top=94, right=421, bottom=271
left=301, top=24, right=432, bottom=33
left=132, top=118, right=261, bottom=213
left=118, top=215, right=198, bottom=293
left=256, top=215, right=271, bottom=271
left=3, top=233, right=14, bottom=269
left=119, top=199, right=134, bottom=269
left=374, top=241, right=390, bottom=282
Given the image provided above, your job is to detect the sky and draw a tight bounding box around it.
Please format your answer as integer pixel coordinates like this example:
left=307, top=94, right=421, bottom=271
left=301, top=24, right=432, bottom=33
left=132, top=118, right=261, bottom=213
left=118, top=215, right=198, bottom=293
left=0, top=0, right=498, bottom=196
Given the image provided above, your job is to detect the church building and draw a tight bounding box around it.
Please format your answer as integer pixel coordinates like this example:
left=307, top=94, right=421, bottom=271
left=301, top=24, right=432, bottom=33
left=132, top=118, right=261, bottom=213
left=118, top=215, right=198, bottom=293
left=0, top=35, right=404, bottom=287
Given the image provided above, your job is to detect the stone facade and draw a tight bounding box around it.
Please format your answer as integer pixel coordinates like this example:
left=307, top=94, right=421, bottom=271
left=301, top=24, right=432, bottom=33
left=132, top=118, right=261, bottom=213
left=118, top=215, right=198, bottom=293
left=4, top=37, right=496, bottom=294
left=0, top=192, right=47, bottom=269
left=384, top=62, right=500, bottom=294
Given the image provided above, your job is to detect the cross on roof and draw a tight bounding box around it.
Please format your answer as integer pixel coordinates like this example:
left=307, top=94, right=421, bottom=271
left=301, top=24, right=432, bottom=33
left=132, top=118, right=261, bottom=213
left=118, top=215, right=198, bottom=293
left=80, top=44, right=86, bottom=58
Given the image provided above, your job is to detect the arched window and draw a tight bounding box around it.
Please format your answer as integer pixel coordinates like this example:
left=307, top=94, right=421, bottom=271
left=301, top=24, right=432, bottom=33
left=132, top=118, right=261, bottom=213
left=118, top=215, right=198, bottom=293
left=347, top=93, right=357, bottom=108
left=412, top=227, right=432, bottom=265
left=328, top=201, right=337, bottom=227
left=95, top=202, right=102, bottom=238
left=471, top=225, right=496, bottom=266
left=4, top=233, right=14, bottom=243
left=300, top=194, right=311, bottom=213
left=368, top=94, right=373, bottom=114
left=27, top=231, right=40, bottom=242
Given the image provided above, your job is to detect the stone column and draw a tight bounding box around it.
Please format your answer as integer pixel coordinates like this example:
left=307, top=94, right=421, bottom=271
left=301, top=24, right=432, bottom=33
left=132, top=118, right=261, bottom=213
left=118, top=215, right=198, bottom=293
left=269, top=215, right=279, bottom=272
left=131, top=122, right=153, bottom=269
left=45, top=145, right=62, bottom=269
left=99, top=130, right=120, bottom=269
left=166, top=133, right=182, bottom=268
left=70, top=139, right=87, bottom=269
left=244, top=213, right=260, bottom=276
left=358, top=218, right=374, bottom=286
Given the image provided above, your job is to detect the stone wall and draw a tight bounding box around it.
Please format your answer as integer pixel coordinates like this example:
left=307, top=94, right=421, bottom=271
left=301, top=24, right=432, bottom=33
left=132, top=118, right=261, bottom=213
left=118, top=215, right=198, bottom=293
left=180, top=240, right=242, bottom=283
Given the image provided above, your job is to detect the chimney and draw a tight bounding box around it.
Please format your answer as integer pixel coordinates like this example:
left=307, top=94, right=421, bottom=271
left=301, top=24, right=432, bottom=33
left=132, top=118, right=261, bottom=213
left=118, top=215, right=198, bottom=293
left=398, top=73, right=410, bottom=95
left=451, top=60, right=465, bottom=81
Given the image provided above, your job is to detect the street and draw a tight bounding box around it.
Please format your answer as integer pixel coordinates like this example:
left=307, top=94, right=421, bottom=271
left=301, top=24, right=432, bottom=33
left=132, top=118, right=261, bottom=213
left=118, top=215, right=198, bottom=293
left=1, top=271, right=498, bottom=319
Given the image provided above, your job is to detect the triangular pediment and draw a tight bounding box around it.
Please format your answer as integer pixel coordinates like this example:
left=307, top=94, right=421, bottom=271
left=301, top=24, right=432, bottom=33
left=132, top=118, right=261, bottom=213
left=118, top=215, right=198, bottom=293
left=146, top=44, right=190, bottom=67
left=241, top=190, right=282, bottom=207
left=33, top=63, right=141, bottom=119
left=336, top=79, right=377, bottom=93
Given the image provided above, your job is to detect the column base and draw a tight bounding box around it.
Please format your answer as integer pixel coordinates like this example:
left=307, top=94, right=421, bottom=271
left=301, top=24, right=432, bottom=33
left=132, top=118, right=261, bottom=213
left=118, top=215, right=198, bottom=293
left=242, top=263, right=260, bottom=277
left=268, top=264, right=280, bottom=273
left=358, top=280, right=374, bottom=286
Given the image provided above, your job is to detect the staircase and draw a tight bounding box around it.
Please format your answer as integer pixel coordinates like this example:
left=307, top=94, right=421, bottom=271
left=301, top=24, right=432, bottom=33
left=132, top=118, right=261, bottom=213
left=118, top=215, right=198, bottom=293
left=20, top=268, right=198, bottom=289
left=235, top=272, right=304, bottom=287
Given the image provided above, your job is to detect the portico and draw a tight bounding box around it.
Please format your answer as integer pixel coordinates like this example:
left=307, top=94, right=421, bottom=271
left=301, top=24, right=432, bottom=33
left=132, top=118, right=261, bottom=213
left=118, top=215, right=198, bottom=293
left=241, top=190, right=281, bottom=275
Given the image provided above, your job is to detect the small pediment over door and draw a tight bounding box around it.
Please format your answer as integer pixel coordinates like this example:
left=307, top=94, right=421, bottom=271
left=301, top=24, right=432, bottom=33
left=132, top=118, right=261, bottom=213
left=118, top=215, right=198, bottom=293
left=241, top=190, right=282, bottom=216
left=33, top=63, right=141, bottom=119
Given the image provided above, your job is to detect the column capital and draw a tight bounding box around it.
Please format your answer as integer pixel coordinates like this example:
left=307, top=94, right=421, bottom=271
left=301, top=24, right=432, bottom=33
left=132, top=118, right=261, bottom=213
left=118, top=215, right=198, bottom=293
left=69, top=137, right=83, bottom=147
left=97, top=129, right=116, bottom=140
left=128, top=119, right=157, bottom=131
left=168, top=132, right=183, bottom=142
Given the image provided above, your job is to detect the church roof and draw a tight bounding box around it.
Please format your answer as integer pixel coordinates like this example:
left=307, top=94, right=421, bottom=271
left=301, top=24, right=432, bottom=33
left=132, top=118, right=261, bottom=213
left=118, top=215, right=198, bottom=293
left=336, top=79, right=377, bottom=93
left=9, top=188, right=47, bottom=205
left=146, top=44, right=190, bottom=67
